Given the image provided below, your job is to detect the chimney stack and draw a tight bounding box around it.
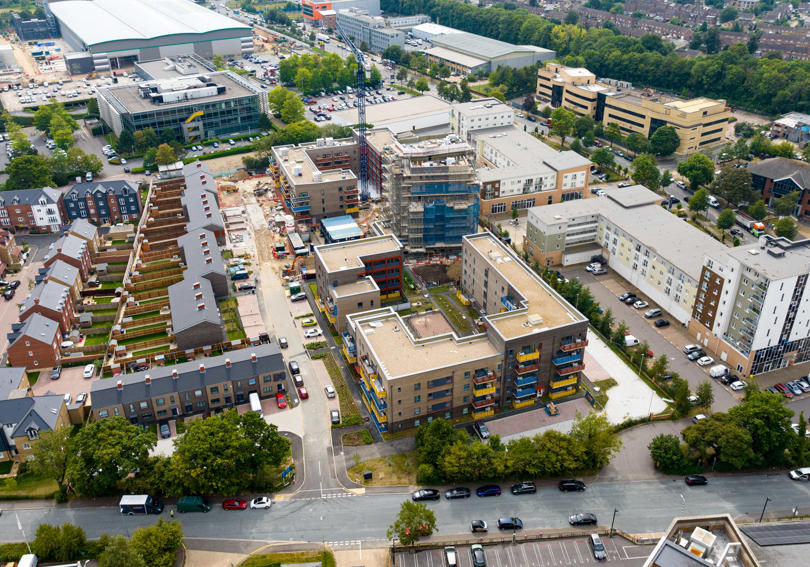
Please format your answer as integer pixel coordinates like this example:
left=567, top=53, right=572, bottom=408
left=251, top=352, right=257, bottom=362
left=116, top=380, right=123, bottom=390
left=33, top=297, right=39, bottom=304
left=172, top=369, right=179, bottom=379
left=195, top=292, right=203, bottom=300
left=193, top=281, right=201, bottom=290
left=225, top=358, right=231, bottom=368
left=197, top=302, right=205, bottom=310
left=145, top=374, right=151, bottom=385
left=199, top=363, right=205, bottom=374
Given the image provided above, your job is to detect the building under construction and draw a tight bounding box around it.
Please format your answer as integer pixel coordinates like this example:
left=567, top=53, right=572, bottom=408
left=382, top=135, right=479, bottom=255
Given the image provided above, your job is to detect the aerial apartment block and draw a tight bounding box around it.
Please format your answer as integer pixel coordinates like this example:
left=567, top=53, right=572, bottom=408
left=690, top=236, right=810, bottom=377
left=449, top=98, right=515, bottom=140
left=524, top=185, right=728, bottom=324
left=344, top=232, right=587, bottom=432
left=536, top=63, right=730, bottom=154
left=382, top=135, right=479, bottom=254
left=313, top=234, right=403, bottom=332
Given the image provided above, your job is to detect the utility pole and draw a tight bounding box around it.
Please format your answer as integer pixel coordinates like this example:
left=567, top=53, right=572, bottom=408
left=759, top=497, right=771, bottom=523
left=610, top=508, right=618, bottom=538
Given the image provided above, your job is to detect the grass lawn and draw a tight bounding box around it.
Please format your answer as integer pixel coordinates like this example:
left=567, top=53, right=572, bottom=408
left=93, top=296, right=114, bottom=304
left=84, top=334, right=110, bottom=346
left=347, top=451, right=420, bottom=486
left=450, top=292, right=482, bottom=321
left=0, top=471, right=58, bottom=499
left=322, top=353, right=361, bottom=423
left=132, top=345, right=171, bottom=357
left=27, top=371, right=39, bottom=386
left=118, top=331, right=168, bottom=346
left=130, top=310, right=160, bottom=320
left=593, top=378, right=618, bottom=408
left=342, top=429, right=373, bottom=446
left=218, top=297, right=238, bottom=310
left=99, top=281, right=123, bottom=290
left=240, top=551, right=336, bottom=567
left=227, top=328, right=247, bottom=341
left=429, top=284, right=452, bottom=295
left=138, top=296, right=168, bottom=305
left=0, top=461, right=12, bottom=475
left=128, top=321, right=166, bottom=333
left=90, top=309, right=118, bottom=317
left=434, top=295, right=472, bottom=334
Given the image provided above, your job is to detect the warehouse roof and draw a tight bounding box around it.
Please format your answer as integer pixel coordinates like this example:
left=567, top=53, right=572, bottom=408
left=432, top=31, right=547, bottom=60
left=424, top=46, right=487, bottom=69
left=49, top=0, right=250, bottom=47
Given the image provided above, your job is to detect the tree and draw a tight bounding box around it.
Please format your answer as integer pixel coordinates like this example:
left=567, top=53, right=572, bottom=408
left=570, top=138, right=584, bottom=155
left=590, top=147, right=615, bottom=169
left=130, top=519, right=184, bottom=567
left=117, top=129, right=135, bottom=154
left=649, top=125, right=680, bottom=156
left=154, top=143, right=177, bottom=166
left=268, top=86, right=291, bottom=115
left=727, top=391, right=795, bottom=468
left=719, top=6, right=738, bottom=23
left=5, top=154, right=54, bottom=190
left=773, top=190, right=800, bottom=217
left=749, top=133, right=771, bottom=156
left=569, top=413, right=621, bottom=470
left=648, top=433, right=688, bottom=474
left=695, top=381, right=714, bottom=409
left=441, top=441, right=497, bottom=482
left=649, top=354, right=669, bottom=381
left=280, top=92, right=305, bottom=123
left=604, top=122, right=622, bottom=146
left=86, top=98, right=99, bottom=117
left=133, top=127, right=158, bottom=152
left=162, top=409, right=289, bottom=495
left=550, top=107, right=576, bottom=146
left=749, top=199, right=767, bottom=220
left=775, top=216, right=797, bottom=239
left=396, top=67, right=408, bottom=82
left=770, top=141, right=795, bottom=158
left=672, top=378, right=692, bottom=417
left=683, top=413, right=754, bottom=468
left=688, top=188, right=710, bottom=213
left=717, top=208, right=736, bottom=230
left=66, top=416, right=155, bottom=497
left=795, top=411, right=808, bottom=467
left=414, top=77, right=429, bottom=92
left=29, top=427, right=72, bottom=492
left=624, top=132, right=649, bottom=156
left=677, top=153, right=714, bottom=190
left=803, top=144, right=810, bottom=163
left=511, top=207, right=519, bottom=220
left=98, top=536, right=147, bottom=567
left=574, top=114, right=594, bottom=138
left=631, top=153, right=660, bottom=190
left=33, top=523, right=86, bottom=562
left=416, top=418, right=467, bottom=468
left=387, top=500, right=437, bottom=546
left=713, top=167, right=753, bottom=206
left=660, top=169, right=673, bottom=188
left=369, top=66, right=383, bottom=86
left=611, top=321, right=629, bottom=348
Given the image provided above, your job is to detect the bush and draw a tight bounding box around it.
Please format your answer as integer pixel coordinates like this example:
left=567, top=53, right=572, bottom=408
left=181, top=145, right=254, bottom=164
left=0, top=543, right=29, bottom=562
left=416, top=463, right=439, bottom=484
left=648, top=433, right=692, bottom=474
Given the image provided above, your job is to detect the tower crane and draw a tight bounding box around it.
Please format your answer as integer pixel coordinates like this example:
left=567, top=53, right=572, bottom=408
left=335, top=24, right=369, bottom=201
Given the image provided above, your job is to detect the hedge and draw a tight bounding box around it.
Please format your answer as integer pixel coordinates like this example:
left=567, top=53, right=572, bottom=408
left=181, top=145, right=255, bottom=163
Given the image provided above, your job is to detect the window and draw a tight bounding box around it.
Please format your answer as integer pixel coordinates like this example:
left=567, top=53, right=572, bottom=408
left=210, top=386, right=219, bottom=394
left=248, top=378, right=256, bottom=386
left=99, top=409, right=109, bottom=418
left=196, top=401, right=206, bottom=408
left=413, top=383, right=421, bottom=391
left=414, top=408, right=421, bottom=416
left=195, top=389, right=203, bottom=397
left=139, top=401, right=148, bottom=409
left=414, top=395, right=421, bottom=403
left=156, top=398, right=165, bottom=406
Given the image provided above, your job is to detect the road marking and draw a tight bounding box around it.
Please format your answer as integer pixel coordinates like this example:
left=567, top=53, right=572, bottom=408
left=548, top=542, right=556, bottom=565
left=559, top=540, right=570, bottom=564
left=623, top=546, right=651, bottom=559
left=573, top=540, right=584, bottom=563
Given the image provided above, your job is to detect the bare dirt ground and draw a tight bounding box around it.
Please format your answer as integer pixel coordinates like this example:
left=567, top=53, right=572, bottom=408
left=405, top=311, right=454, bottom=338
left=412, top=263, right=452, bottom=285
left=204, top=151, right=258, bottom=173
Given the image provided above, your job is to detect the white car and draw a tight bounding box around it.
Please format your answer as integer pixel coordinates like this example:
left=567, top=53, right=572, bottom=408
left=729, top=381, right=746, bottom=391
left=324, top=385, right=336, bottom=398
left=304, top=328, right=323, bottom=338
left=633, top=300, right=649, bottom=309
left=585, top=263, right=601, bottom=272
left=82, top=364, right=95, bottom=378
left=249, top=496, right=273, bottom=509
left=697, top=356, right=714, bottom=366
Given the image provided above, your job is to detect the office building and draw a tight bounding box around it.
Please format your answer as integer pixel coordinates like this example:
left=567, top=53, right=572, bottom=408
left=770, top=112, right=810, bottom=145
left=314, top=234, right=403, bottom=332
left=383, top=135, right=479, bottom=254
left=346, top=232, right=587, bottom=432
left=0, top=187, right=66, bottom=233
left=49, top=0, right=252, bottom=73
left=7, top=313, right=61, bottom=370
left=748, top=158, right=810, bottom=218
left=63, top=180, right=142, bottom=224
left=536, top=63, right=731, bottom=154
left=96, top=70, right=266, bottom=140
left=335, top=8, right=404, bottom=53
left=168, top=278, right=225, bottom=351
left=90, top=345, right=287, bottom=426
left=471, top=125, right=591, bottom=216
left=270, top=138, right=359, bottom=225
left=690, top=236, right=810, bottom=377
left=449, top=98, right=515, bottom=140
left=524, top=185, right=727, bottom=324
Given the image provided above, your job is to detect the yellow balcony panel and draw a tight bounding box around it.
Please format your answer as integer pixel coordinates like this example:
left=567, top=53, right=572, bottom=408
left=345, top=206, right=360, bottom=213
left=516, top=350, right=539, bottom=363
left=550, top=376, right=579, bottom=389
left=513, top=398, right=535, bottom=409
left=550, top=388, right=577, bottom=400
left=473, top=384, right=496, bottom=397
left=325, top=310, right=337, bottom=324
left=472, top=408, right=495, bottom=419
left=361, top=370, right=386, bottom=398
left=360, top=390, right=386, bottom=422
left=342, top=345, right=357, bottom=364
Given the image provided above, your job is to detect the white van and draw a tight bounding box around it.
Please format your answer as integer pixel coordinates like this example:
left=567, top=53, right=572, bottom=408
left=708, top=195, right=719, bottom=208
left=709, top=365, right=728, bottom=379
left=17, top=554, right=37, bottom=567
left=789, top=467, right=810, bottom=480
left=624, top=335, right=639, bottom=347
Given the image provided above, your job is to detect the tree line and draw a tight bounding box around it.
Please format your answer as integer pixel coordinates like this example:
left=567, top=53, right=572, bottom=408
left=382, top=0, right=810, bottom=115
left=278, top=52, right=382, bottom=96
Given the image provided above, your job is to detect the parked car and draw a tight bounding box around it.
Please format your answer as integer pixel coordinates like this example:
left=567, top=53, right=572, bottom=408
left=588, top=533, right=607, bottom=561
left=471, top=520, right=488, bottom=533
left=290, top=292, right=307, bottom=302
left=237, top=283, right=256, bottom=291
left=569, top=513, right=598, bottom=526
left=787, top=381, right=803, bottom=396
left=510, top=481, right=536, bottom=495
left=471, top=544, right=487, bottom=567
left=654, top=319, right=670, bottom=328
left=624, top=296, right=638, bottom=305
left=76, top=392, right=88, bottom=405
left=324, top=385, right=336, bottom=398
left=730, top=381, right=746, bottom=391
left=3, top=288, right=14, bottom=300
left=476, top=484, right=501, bottom=497
left=330, top=409, right=340, bottom=424
left=222, top=498, right=248, bottom=510
left=618, top=292, right=636, bottom=302
left=559, top=479, right=586, bottom=492
left=301, top=318, right=317, bottom=327
left=445, top=487, right=471, bottom=499
left=278, top=337, right=288, bottom=349
left=633, top=300, right=649, bottom=309
left=592, top=267, right=608, bottom=275
left=250, top=496, right=273, bottom=509
left=683, top=344, right=701, bottom=354
left=788, top=467, right=810, bottom=480
left=685, top=475, right=708, bottom=486
left=411, top=489, right=440, bottom=501
left=50, top=366, right=62, bottom=380
left=7, top=280, right=20, bottom=289
left=298, top=386, right=308, bottom=399
left=497, top=517, right=523, bottom=530
left=644, top=308, right=662, bottom=319
left=585, top=262, right=601, bottom=272
left=687, top=350, right=706, bottom=361
left=304, top=328, right=323, bottom=338
left=475, top=421, right=490, bottom=440
left=276, top=393, right=287, bottom=409
left=159, top=423, right=170, bottom=439
left=697, top=356, right=714, bottom=366
left=289, top=360, right=300, bottom=375
left=618, top=182, right=631, bottom=188
left=82, top=364, right=95, bottom=378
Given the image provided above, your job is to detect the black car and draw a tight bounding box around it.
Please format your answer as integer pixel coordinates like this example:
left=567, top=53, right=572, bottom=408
left=623, top=296, right=638, bottom=305
left=0, top=279, right=8, bottom=287
left=497, top=517, right=523, bottom=530
left=558, top=479, right=586, bottom=492
left=7, top=280, right=20, bottom=289
left=510, top=481, right=536, bottom=495
left=687, top=350, right=706, bottom=361
left=411, top=489, right=440, bottom=501
left=654, top=319, right=670, bottom=328
left=685, top=474, right=708, bottom=486
left=444, top=487, right=471, bottom=499
left=618, top=292, right=636, bottom=302
left=471, top=520, right=488, bottom=533
left=237, top=283, right=256, bottom=291
left=569, top=513, right=597, bottom=526
left=288, top=360, right=300, bottom=375
left=3, top=288, right=14, bottom=300
left=667, top=196, right=680, bottom=205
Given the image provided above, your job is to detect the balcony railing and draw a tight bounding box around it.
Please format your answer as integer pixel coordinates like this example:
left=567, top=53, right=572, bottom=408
left=359, top=377, right=387, bottom=412
left=555, top=363, right=584, bottom=376
left=514, top=374, right=537, bottom=389
left=472, top=408, right=495, bottom=419
left=360, top=355, right=377, bottom=379
left=473, top=370, right=496, bottom=384
left=514, top=361, right=538, bottom=374
left=560, top=338, right=588, bottom=352
left=513, top=386, right=536, bottom=399
left=550, top=375, right=578, bottom=389
left=552, top=352, right=581, bottom=366
left=516, top=349, right=539, bottom=363
left=471, top=397, right=496, bottom=409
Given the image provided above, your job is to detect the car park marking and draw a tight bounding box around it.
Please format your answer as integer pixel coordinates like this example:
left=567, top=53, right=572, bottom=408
left=622, top=544, right=649, bottom=559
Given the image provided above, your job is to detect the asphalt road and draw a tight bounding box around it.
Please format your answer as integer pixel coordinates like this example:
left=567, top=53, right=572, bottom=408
left=2, top=473, right=807, bottom=544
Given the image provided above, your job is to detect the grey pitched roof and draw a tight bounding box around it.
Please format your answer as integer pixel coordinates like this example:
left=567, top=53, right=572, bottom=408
left=45, top=259, right=80, bottom=285
left=0, top=394, right=64, bottom=438
left=183, top=160, right=214, bottom=178
left=52, top=234, right=87, bottom=259
left=68, top=218, right=99, bottom=241
left=20, top=281, right=70, bottom=315
left=0, top=367, right=27, bottom=401
left=0, top=187, right=61, bottom=207
left=65, top=180, right=138, bottom=202
left=748, top=157, right=810, bottom=189
left=12, top=313, right=58, bottom=346
left=177, top=229, right=226, bottom=279
left=168, top=277, right=222, bottom=333
left=184, top=164, right=218, bottom=198
left=90, top=343, right=285, bottom=407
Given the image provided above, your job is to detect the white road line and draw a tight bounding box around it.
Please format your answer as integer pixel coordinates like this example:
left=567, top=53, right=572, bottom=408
left=531, top=542, right=545, bottom=566
left=574, top=540, right=585, bottom=563
left=548, top=542, right=556, bottom=565
left=520, top=543, right=530, bottom=567
left=559, top=541, right=570, bottom=564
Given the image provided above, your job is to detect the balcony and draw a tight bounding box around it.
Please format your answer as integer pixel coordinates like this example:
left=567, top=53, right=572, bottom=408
left=359, top=388, right=388, bottom=433
left=514, top=373, right=537, bottom=388
left=473, top=384, right=496, bottom=397
left=341, top=343, right=357, bottom=364
left=513, top=386, right=536, bottom=399
left=359, top=377, right=387, bottom=412
left=360, top=355, right=377, bottom=379
left=513, top=398, right=535, bottom=409
left=555, top=363, right=584, bottom=376
left=516, top=349, right=539, bottom=363
left=560, top=338, right=588, bottom=352
left=501, top=295, right=518, bottom=311
left=473, top=370, right=496, bottom=384
left=552, top=352, right=581, bottom=366
left=514, top=361, right=538, bottom=374
left=550, top=387, right=576, bottom=400
left=472, top=408, right=495, bottom=420
left=471, top=396, right=496, bottom=409
left=550, top=375, right=578, bottom=389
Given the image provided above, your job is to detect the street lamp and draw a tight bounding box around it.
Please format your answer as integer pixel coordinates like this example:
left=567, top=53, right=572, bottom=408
left=609, top=508, right=618, bottom=538
left=759, top=497, right=772, bottom=523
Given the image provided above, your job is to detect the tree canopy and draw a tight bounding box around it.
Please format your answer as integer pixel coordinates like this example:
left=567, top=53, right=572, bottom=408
left=678, top=153, right=714, bottom=190
left=387, top=500, right=437, bottom=546
left=650, top=126, right=680, bottom=156
left=631, top=153, right=660, bottom=190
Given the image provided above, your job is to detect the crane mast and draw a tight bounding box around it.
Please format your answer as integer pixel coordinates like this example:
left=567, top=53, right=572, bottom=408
left=335, top=24, right=369, bottom=201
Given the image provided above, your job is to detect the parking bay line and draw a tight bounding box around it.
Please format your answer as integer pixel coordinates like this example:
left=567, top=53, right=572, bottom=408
left=622, top=545, right=650, bottom=560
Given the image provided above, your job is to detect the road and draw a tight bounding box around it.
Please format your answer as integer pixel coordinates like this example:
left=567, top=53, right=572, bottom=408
left=1, top=473, right=807, bottom=544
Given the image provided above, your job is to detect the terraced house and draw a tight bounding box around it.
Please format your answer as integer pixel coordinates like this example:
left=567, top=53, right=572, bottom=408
left=63, top=180, right=142, bottom=224
left=0, top=187, right=66, bottom=233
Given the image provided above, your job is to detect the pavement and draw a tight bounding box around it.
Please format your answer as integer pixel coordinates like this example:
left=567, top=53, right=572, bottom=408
left=485, top=398, right=593, bottom=440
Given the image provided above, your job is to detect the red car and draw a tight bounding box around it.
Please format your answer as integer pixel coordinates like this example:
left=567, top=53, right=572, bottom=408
left=298, top=386, right=308, bottom=400
left=222, top=498, right=248, bottom=510
left=775, top=383, right=793, bottom=399
left=276, top=392, right=287, bottom=408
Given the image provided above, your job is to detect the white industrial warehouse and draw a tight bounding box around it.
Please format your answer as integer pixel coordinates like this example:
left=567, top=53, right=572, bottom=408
left=48, top=0, right=253, bottom=74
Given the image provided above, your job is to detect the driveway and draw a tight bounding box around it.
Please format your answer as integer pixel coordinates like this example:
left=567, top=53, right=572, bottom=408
left=32, top=364, right=95, bottom=403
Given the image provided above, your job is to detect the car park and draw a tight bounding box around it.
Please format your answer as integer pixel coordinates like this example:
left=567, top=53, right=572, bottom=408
left=276, top=393, right=287, bottom=408
left=222, top=498, right=248, bottom=510
left=471, top=520, right=488, bottom=533
left=685, top=475, right=708, bottom=486
left=697, top=356, right=714, bottom=366
left=559, top=479, right=586, bottom=492
left=330, top=409, right=341, bottom=424
left=497, top=517, right=523, bottom=530
left=476, top=484, right=501, bottom=497
left=250, top=496, right=273, bottom=509
left=569, top=513, right=597, bottom=526
left=445, top=487, right=471, bottom=499
left=510, top=481, right=536, bottom=495
left=324, top=385, right=336, bottom=398
left=655, top=319, right=670, bottom=328
left=411, top=489, right=440, bottom=501
left=471, top=543, right=487, bottom=567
